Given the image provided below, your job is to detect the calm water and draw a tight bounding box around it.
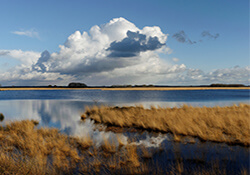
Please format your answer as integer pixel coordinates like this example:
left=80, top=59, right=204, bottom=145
left=0, top=89, right=249, bottom=134
left=0, top=89, right=249, bottom=102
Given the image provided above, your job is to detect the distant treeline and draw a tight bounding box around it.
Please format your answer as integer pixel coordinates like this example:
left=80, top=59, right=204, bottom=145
left=209, top=84, right=246, bottom=87
left=68, top=82, right=87, bottom=88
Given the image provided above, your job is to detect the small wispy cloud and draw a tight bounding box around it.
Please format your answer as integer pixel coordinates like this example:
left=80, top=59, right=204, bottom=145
left=12, top=29, right=40, bottom=39
left=172, top=30, right=219, bottom=44
left=172, top=57, right=179, bottom=62
left=201, top=31, right=219, bottom=39
left=172, top=30, right=196, bottom=44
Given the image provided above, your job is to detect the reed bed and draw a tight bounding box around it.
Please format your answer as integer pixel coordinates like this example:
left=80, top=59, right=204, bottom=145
left=0, top=120, right=248, bottom=174
left=85, top=104, right=250, bottom=146
left=0, top=120, right=145, bottom=174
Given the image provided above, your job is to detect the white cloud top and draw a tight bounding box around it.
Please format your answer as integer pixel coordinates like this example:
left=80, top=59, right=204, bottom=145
left=0, top=49, right=40, bottom=66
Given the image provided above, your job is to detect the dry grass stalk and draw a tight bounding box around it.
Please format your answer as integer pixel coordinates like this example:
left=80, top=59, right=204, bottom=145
left=117, top=136, right=125, bottom=149
left=125, top=145, right=140, bottom=167
left=175, top=159, right=184, bottom=174
left=101, top=138, right=117, bottom=154
left=240, top=168, right=249, bottom=175
left=74, top=135, right=93, bottom=151
left=140, top=145, right=152, bottom=159
left=85, top=104, right=250, bottom=146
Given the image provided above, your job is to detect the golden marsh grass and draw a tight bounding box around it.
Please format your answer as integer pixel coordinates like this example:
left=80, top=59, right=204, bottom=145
left=0, top=120, right=248, bottom=174
left=85, top=104, right=250, bottom=146
left=0, top=120, right=143, bottom=174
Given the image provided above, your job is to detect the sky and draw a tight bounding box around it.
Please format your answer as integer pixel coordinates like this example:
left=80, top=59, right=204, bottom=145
left=0, top=0, right=249, bottom=86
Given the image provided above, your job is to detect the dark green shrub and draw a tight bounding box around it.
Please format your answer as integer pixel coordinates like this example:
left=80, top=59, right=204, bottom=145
left=0, top=113, right=4, bottom=122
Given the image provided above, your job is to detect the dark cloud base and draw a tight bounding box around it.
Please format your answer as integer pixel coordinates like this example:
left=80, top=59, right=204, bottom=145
left=107, top=31, right=165, bottom=57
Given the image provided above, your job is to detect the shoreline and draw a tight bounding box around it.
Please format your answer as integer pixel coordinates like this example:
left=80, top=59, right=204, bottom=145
left=1, top=87, right=249, bottom=91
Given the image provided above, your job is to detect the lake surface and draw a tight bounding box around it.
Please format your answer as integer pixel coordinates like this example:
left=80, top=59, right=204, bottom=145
left=0, top=89, right=249, bottom=102
left=0, top=89, right=249, bottom=135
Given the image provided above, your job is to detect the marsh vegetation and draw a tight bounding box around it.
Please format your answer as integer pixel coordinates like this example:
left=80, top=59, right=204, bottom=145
left=0, top=120, right=145, bottom=174
left=0, top=104, right=249, bottom=174
left=85, top=104, right=250, bottom=146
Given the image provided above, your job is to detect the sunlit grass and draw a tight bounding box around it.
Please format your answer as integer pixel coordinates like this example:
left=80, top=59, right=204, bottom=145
left=0, top=119, right=248, bottom=174
left=0, top=120, right=151, bottom=174
left=85, top=104, right=250, bottom=146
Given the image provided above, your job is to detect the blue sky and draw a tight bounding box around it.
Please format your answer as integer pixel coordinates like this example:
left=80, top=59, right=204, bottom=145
left=0, top=0, right=249, bottom=86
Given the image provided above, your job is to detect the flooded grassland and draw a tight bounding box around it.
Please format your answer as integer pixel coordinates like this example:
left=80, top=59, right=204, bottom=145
left=0, top=104, right=249, bottom=174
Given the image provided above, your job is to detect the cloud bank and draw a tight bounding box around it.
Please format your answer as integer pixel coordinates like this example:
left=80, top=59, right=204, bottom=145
left=0, top=18, right=248, bottom=86
left=158, top=66, right=250, bottom=85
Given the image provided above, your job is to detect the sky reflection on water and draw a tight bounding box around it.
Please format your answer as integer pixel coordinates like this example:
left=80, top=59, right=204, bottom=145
left=0, top=99, right=249, bottom=136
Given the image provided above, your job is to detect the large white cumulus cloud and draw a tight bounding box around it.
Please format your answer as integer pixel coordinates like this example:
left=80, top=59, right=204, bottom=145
left=0, top=17, right=185, bottom=85
left=32, top=17, right=170, bottom=75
